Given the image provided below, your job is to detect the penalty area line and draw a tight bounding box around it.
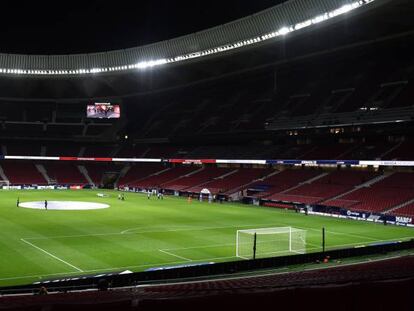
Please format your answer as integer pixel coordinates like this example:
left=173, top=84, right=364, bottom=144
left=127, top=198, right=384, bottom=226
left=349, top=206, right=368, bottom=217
left=159, top=249, right=192, bottom=262
left=20, top=238, right=83, bottom=273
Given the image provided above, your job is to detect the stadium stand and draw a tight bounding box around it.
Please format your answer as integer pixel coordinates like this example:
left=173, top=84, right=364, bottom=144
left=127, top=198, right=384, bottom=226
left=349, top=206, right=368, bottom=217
left=83, top=145, right=115, bottom=157
left=186, top=168, right=273, bottom=195
left=267, top=170, right=378, bottom=205
left=43, top=162, right=88, bottom=185
left=187, top=145, right=270, bottom=159
left=1, top=161, right=46, bottom=185
left=117, top=163, right=166, bottom=187
left=324, top=172, right=414, bottom=213
left=301, top=143, right=356, bottom=160
left=115, top=145, right=150, bottom=158
left=144, top=146, right=181, bottom=158
left=342, top=140, right=396, bottom=160
left=132, top=165, right=200, bottom=189
left=83, top=163, right=121, bottom=187
left=383, top=140, right=414, bottom=160
left=389, top=202, right=414, bottom=217
left=0, top=1, right=413, bottom=307
left=162, top=166, right=234, bottom=191
left=1, top=255, right=413, bottom=310
left=5, top=142, right=41, bottom=156
left=45, top=143, right=81, bottom=157
left=247, top=169, right=321, bottom=198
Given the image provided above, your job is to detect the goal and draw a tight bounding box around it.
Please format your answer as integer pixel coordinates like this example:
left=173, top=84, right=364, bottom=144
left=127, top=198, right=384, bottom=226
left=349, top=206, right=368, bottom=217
left=236, top=227, right=306, bottom=260
left=0, top=180, right=10, bottom=190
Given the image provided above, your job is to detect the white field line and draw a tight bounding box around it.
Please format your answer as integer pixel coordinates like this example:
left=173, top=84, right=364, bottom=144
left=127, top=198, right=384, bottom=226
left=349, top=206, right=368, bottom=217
left=324, top=230, right=379, bottom=241
left=20, top=238, right=83, bottom=273
left=159, top=249, right=192, bottom=262
left=162, top=240, right=322, bottom=252
left=22, top=222, right=395, bottom=242
left=270, top=221, right=388, bottom=243
left=82, top=255, right=239, bottom=274
left=0, top=271, right=80, bottom=281
left=22, top=224, right=285, bottom=240
left=0, top=257, right=236, bottom=282
left=3, top=235, right=414, bottom=283
left=18, top=225, right=413, bottom=272
left=163, top=242, right=235, bottom=251
left=21, top=225, right=254, bottom=240
left=157, top=236, right=413, bottom=259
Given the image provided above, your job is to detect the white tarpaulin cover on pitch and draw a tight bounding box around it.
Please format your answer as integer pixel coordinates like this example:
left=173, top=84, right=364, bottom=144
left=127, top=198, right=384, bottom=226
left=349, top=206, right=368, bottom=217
left=19, top=201, right=109, bottom=210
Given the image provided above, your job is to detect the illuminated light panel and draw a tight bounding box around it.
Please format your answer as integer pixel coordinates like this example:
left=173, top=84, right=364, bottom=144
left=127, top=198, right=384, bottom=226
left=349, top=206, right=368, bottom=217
left=0, top=0, right=375, bottom=76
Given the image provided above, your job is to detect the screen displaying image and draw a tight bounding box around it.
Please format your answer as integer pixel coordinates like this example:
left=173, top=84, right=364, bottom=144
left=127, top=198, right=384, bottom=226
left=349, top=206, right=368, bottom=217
left=87, top=103, right=120, bottom=119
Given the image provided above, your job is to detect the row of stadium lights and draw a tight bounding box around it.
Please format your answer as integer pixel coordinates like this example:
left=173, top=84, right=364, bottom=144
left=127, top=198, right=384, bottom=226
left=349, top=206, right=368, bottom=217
left=0, top=0, right=373, bottom=76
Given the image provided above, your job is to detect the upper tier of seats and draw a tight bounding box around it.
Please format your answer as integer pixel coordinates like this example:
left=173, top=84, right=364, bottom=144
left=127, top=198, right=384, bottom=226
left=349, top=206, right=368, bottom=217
left=0, top=139, right=411, bottom=161
left=383, top=140, right=414, bottom=160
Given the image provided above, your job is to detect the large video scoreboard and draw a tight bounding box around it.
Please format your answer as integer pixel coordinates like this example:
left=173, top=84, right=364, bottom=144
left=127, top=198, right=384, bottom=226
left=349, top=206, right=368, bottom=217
left=87, top=103, right=120, bottom=119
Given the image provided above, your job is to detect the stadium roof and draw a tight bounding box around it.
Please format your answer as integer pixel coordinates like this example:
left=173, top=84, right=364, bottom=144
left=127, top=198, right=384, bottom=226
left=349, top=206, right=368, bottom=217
left=0, top=0, right=411, bottom=100
left=0, top=1, right=285, bottom=55
left=0, top=0, right=388, bottom=76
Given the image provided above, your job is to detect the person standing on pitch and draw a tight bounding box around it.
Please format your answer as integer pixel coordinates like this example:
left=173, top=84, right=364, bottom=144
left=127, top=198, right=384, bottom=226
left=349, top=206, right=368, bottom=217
left=17, top=197, right=20, bottom=207
left=147, top=189, right=151, bottom=199
left=44, top=200, right=48, bottom=210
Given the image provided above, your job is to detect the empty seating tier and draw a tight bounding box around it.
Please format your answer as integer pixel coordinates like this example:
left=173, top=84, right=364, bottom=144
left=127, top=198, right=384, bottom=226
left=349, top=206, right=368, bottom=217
left=324, top=172, right=414, bottom=213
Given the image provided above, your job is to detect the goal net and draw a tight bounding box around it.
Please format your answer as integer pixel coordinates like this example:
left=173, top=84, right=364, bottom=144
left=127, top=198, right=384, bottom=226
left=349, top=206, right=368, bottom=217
left=0, top=180, right=10, bottom=190
left=236, top=227, right=306, bottom=260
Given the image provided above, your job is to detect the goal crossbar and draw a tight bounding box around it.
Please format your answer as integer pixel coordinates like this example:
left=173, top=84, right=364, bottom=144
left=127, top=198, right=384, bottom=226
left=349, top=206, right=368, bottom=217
left=237, top=227, right=303, bottom=234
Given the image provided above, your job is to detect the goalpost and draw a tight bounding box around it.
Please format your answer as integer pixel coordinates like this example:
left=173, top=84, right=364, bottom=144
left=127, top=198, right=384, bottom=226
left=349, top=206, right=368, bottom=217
left=236, top=227, right=307, bottom=260
left=0, top=180, right=10, bottom=190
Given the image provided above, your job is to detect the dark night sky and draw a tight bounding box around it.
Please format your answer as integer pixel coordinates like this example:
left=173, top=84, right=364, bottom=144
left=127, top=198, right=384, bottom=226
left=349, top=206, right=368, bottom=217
left=0, top=1, right=286, bottom=55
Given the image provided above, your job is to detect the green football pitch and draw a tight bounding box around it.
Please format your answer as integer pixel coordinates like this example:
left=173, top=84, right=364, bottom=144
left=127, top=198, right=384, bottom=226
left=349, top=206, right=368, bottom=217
left=0, top=189, right=413, bottom=287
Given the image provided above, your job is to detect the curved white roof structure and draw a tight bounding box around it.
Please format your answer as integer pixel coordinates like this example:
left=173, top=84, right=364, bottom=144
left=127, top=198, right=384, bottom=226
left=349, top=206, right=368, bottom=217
left=0, top=0, right=379, bottom=76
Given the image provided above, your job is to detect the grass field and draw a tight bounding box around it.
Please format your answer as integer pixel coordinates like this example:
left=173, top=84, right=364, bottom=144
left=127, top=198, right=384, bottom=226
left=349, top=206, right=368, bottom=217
left=0, top=189, right=413, bottom=288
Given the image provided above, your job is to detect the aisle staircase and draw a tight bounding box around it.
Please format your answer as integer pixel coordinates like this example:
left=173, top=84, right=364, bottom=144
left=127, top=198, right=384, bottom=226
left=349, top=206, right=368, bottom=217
left=35, top=164, right=53, bottom=184
left=78, top=165, right=95, bottom=187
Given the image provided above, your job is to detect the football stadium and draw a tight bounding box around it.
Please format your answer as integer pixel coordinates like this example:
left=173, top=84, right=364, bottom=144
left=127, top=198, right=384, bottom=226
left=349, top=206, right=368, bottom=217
left=0, top=0, right=414, bottom=310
